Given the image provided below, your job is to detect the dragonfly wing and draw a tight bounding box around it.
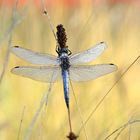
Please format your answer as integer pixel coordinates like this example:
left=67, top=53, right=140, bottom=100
left=11, top=46, right=59, bottom=65
left=69, top=64, right=117, bottom=82
left=11, top=66, right=61, bottom=83
left=69, top=42, right=107, bottom=64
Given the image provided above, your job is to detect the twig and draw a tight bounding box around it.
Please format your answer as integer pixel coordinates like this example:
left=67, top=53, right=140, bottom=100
left=40, top=0, right=57, bottom=41
left=24, top=85, right=52, bottom=140
left=0, top=36, right=12, bottom=83
left=114, top=126, right=126, bottom=140
left=0, top=0, right=26, bottom=46
left=69, top=79, right=88, bottom=140
left=0, top=0, right=17, bottom=83
left=0, top=0, right=25, bottom=83
left=78, top=55, right=140, bottom=134
left=24, top=69, right=55, bottom=140
left=23, top=2, right=58, bottom=139
left=128, top=123, right=132, bottom=140
left=114, top=115, right=134, bottom=140
left=104, top=120, right=140, bottom=140
left=17, top=106, right=26, bottom=140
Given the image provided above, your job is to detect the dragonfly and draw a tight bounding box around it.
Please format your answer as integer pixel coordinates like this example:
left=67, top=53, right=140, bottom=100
left=11, top=24, right=117, bottom=109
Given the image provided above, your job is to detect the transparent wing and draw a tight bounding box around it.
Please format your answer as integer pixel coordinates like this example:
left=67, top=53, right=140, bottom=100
left=11, top=46, right=58, bottom=65
left=69, top=42, right=107, bottom=64
left=11, top=66, right=61, bottom=83
left=69, top=64, right=117, bottom=81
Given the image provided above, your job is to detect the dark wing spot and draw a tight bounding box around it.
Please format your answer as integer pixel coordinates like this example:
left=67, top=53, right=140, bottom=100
left=14, top=66, right=20, bottom=68
left=14, top=46, right=19, bottom=48
left=110, top=63, right=114, bottom=65
left=100, top=41, right=104, bottom=44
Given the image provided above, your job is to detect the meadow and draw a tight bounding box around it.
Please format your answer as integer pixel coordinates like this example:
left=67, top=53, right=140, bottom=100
left=0, top=0, right=140, bottom=139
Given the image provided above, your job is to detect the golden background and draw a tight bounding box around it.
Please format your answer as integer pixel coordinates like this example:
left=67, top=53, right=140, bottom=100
left=0, top=0, right=140, bottom=139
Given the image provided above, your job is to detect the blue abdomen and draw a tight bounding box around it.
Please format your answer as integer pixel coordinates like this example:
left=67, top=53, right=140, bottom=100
left=62, top=70, right=69, bottom=108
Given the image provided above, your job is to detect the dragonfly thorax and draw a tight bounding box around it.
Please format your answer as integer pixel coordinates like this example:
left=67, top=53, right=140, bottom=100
left=58, top=48, right=69, bottom=55
left=59, top=53, right=70, bottom=70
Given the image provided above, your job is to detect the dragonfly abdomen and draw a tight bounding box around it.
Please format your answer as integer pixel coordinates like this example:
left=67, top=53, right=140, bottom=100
left=62, top=70, right=69, bottom=108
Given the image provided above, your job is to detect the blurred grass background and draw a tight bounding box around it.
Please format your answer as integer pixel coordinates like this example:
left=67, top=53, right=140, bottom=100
left=0, top=0, right=140, bottom=139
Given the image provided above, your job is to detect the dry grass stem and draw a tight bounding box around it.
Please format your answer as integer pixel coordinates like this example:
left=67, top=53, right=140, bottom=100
left=70, top=79, right=88, bottom=140
left=40, top=0, right=57, bottom=41
left=0, top=0, right=25, bottom=83
left=17, top=106, right=26, bottom=140
left=104, top=119, right=140, bottom=140
left=79, top=55, right=140, bottom=134
left=24, top=69, right=56, bottom=140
